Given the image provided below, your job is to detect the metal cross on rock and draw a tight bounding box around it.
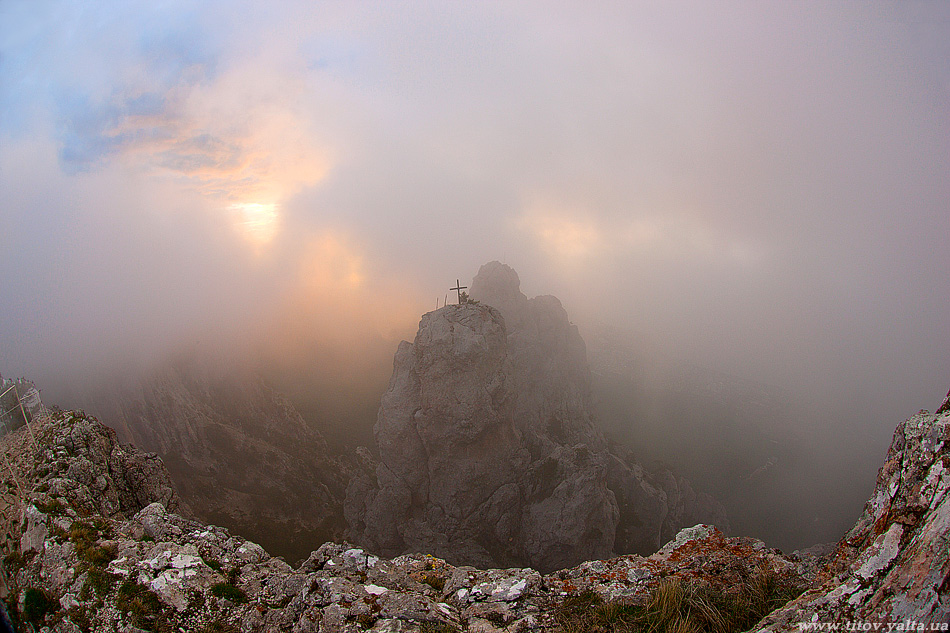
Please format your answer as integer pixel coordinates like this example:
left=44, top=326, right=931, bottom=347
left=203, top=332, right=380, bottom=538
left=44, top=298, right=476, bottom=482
left=450, top=279, right=467, bottom=304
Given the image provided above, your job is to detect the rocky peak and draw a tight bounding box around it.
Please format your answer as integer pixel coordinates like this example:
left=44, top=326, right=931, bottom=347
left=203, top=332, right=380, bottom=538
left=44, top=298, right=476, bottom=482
left=346, top=264, right=727, bottom=572
left=468, top=261, right=530, bottom=330
left=470, top=261, right=598, bottom=454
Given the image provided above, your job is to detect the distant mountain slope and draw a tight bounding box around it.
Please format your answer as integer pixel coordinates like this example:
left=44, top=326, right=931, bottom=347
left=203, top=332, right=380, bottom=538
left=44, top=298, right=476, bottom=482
left=90, top=359, right=352, bottom=564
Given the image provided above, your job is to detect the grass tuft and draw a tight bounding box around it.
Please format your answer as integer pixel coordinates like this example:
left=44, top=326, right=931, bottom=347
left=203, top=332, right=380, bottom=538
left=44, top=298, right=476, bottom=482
left=554, top=566, right=804, bottom=633
left=117, top=577, right=170, bottom=631
left=420, top=571, right=446, bottom=592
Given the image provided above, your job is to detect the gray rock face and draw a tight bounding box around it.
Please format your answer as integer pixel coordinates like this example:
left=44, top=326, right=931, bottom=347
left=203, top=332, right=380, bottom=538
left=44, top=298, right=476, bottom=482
left=93, top=361, right=351, bottom=565
left=752, top=399, right=950, bottom=629
left=469, top=263, right=603, bottom=455
left=347, top=262, right=727, bottom=571
left=0, top=409, right=182, bottom=562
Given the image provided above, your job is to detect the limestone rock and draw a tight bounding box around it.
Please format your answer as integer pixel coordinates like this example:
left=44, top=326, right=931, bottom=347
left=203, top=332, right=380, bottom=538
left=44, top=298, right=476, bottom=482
left=3, top=400, right=948, bottom=630
left=3, top=409, right=181, bottom=524
left=347, top=262, right=727, bottom=571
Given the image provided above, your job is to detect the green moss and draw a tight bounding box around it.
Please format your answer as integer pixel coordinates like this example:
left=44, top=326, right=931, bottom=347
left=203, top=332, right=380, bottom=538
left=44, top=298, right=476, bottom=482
left=203, top=556, right=222, bottom=572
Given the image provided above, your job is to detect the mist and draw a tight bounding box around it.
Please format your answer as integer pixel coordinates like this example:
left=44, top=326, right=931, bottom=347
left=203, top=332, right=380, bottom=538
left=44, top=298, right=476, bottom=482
left=2, top=1, right=949, bottom=550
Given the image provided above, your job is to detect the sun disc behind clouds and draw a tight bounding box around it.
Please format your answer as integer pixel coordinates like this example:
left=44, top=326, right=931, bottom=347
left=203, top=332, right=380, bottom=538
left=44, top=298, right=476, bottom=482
left=229, top=202, right=279, bottom=245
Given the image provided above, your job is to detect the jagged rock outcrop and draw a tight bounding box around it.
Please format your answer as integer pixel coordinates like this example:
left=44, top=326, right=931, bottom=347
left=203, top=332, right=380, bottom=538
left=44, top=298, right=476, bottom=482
left=2, top=389, right=949, bottom=630
left=0, top=409, right=180, bottom=559
left=0, top=410, right=812, bottom=632
left=346, top=262, right=727, bottom=572
left=92, top=360, right=351, bottom=565
left=752, top=390, right=950, bottom=629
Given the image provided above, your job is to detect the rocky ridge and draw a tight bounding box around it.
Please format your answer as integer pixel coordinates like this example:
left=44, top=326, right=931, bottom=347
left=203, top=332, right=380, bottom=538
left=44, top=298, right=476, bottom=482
left=346, top=262, right=727, bottom=572
left=0, top=397, right=947, bottom=631
left=0, top=410, right=814, bottom=632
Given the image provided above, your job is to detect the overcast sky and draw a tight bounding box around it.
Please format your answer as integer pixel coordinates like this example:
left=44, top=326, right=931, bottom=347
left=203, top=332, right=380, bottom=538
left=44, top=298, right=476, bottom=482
left=2, top=1, right=948, bottom=444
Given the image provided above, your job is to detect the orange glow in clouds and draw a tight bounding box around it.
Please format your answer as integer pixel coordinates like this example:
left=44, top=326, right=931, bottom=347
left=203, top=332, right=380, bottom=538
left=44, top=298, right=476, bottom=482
left=518, top=201, right=602, bottom=260
left=258, top=230, right=423, bottom=376
left=98, top=59, right=333, bottom=251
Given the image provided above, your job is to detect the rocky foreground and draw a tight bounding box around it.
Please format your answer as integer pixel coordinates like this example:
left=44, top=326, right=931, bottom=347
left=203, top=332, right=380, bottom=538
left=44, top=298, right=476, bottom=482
left=0, top=392, right=947, bottom=631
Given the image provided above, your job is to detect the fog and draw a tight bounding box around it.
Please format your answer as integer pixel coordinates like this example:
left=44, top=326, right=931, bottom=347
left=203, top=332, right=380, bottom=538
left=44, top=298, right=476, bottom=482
left=2, top=2, right=949, bottom=549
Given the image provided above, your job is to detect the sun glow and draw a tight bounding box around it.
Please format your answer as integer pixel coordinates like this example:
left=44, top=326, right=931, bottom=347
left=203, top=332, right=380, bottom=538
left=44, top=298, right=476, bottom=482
left=518, top=204, right=602, bottom=260
left=229, top=202, right=279, bottom=245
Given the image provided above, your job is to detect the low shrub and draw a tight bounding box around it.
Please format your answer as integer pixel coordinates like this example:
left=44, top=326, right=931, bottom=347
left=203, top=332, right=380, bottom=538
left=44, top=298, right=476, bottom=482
left=23, top=587, right=55, bottom=625
left=211, top=582, right=247, bottom=604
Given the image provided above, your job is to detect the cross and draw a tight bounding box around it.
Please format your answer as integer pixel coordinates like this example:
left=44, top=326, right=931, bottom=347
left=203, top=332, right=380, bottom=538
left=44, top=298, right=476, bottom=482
left=450, top=279, right=467, bottom=304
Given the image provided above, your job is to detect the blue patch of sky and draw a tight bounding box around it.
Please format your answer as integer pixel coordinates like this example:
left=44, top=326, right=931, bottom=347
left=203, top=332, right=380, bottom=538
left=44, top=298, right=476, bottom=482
left=0, top=1, right=69, bottom=136
left=136, top=11, right=220, bottom=87
left=54, top=6, right=221, bottom=172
